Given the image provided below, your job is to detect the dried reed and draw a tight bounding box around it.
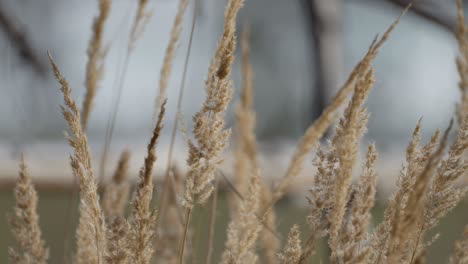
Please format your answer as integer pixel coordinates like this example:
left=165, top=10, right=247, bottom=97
left=338, top=143, right=378, bottom=263
left=105, top=217, right=129, bottom=264
left=126, top=100, right=166, bottom=264
left=179, top=1, right=244, bottom=263
left=269, top=5, right=410, bottom=208
left=82, top=0, right=111, bottom=129
left=9, top=155, right=49, bottom=264
left=49, top=52, right=108, bottom=264
left=233, top=26, right=257, bottom=197
left=65, top=1, right=111, bottom=257
left=278, top=225, right=302, bottom=264
left=100, top=0, right=152, bottom=181
left=182, top=0, right=244, bottom=209
left=232, top=29, right=281, bottom=263
left=370, top=120, right=439, bottom=264
left=258, top=185, right=280, bottom=264
left=221, top=169, right=262, bottom=264
left=300, top=66, right=375, bottom=264
left=155, top=0, right=189, bottom=115
left=129, top=0, right=151, bottom=51
left=328, top=67, right=375, bottom=260
left=8, top=2, right=468, bottom=264
left=158, top=0, right=198, bottom=223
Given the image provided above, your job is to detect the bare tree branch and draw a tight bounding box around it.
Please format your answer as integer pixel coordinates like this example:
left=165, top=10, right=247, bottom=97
left=0, top=4, right=46, bottom=75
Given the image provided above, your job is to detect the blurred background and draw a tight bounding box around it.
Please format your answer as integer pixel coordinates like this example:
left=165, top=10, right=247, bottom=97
left=0, top=0, right=467, bottom=263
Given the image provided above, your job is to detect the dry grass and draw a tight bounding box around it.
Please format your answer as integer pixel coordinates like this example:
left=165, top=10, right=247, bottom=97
left=7, top=1, right=468, bottom=264
left=48, top=51, right=108, bottom=264
left=155, top=0, right=189, bottom=116
left=125, top=100, right=166, bottom=264
left=100, top=0, right=153, bottom=181
left=82, top=0, right=111, bottom=130
left=179, top=0, right=245, bottom=262
left=278, top=225, right=302, bottom=264
left=9, top=155, right=49, bottom=264
left=268, top=5, right=410, bottom=207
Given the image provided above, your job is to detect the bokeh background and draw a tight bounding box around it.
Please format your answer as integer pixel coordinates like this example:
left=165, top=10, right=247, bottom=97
left=0, top=0, right=467, bottom=263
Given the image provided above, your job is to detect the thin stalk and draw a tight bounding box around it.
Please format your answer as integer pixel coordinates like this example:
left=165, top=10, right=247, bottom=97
left=63, top=4, right=130, bottom=259
left=191, top=206, right=204, bottom=264
left=167, top=169, right=186, bottom=225
left=409, top=226, right=424, bottom=264
left=159, top=0, right=199, bottom=217
left=205, top=177, right=219, bottom=264
left=63, top=184, right=77, bottom=264
left=296, top=232, right=316, bottom=264
left=220, top=170, right=281, bottom=240
left=99, top=50, right=131, bottom=182
left=179, top=207, right=193, bottom=264
left=99, top=0, right=150, bottom=183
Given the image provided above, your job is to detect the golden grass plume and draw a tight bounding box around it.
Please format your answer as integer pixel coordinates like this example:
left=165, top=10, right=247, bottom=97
left=8, top=2, right=468, bottom=264
left=126, top=100, right=166, bottom=264
left=270, top=5, right=410, bottom=207
left=48, top=52, right=108, bottom=264
left=155, top=0, right=189, bottom=115
left=9, top=155, right=49, bottom=264
left=82, top=0, right=111, bottom=129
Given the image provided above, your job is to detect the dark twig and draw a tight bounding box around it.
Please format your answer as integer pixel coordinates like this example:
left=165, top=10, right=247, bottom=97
left=0, top=5, right=45, bottom=75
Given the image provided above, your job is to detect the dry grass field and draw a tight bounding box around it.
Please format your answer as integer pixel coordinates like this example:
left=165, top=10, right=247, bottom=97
left=5, top=0, right=468, bottom=264
left=2, top=190, right=468, bottom=263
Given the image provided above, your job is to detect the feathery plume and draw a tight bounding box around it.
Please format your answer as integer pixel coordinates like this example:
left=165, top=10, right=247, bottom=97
left=82, top=0, right=111, bottom=129
left=277, top=225, right=302, bottom=264
left=233, top=28, right=281, bottom=262
left=338, top=144, right=378, bottom=263
left=221, top=170, right=262, bottom=264
left=179, top=3, right=245, bottom=261
left=9, top=155, right=49, bottom=264
left=387, top=121, right=451, bottom=264
left=105, top=217, right=129, bottom=264
left=372, top=120, right=450, bottom=264
left=48, top=52, right=107, bottom=264
left=369, top=121, right=438, bottom=263
left=298, top=145, right=335, bottom=264
left=423, top=117, right=468, bottom=231
left=299, top=66, right=375, bottom=264
left=233, top=26, right=257, bottom=201
left=182, top=0, right=244, bottom=208
left=270, top=6, right=409, bottom=205
left=258, top=184, right=280, bottom=264
left=328, top=68, right=375, bottom=259
left=155, top=0, right=189, bottom=115
left=129, top=0, right=151, bottom=51
left=126, top=100, right=166, bottom=264
left=158, top=0, right=198, bottom=228
left=99, top=0, right=152, bottom=181
left=400, top=117, right=468, bottom=263
left=102, top=150, right=131, bottom=218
